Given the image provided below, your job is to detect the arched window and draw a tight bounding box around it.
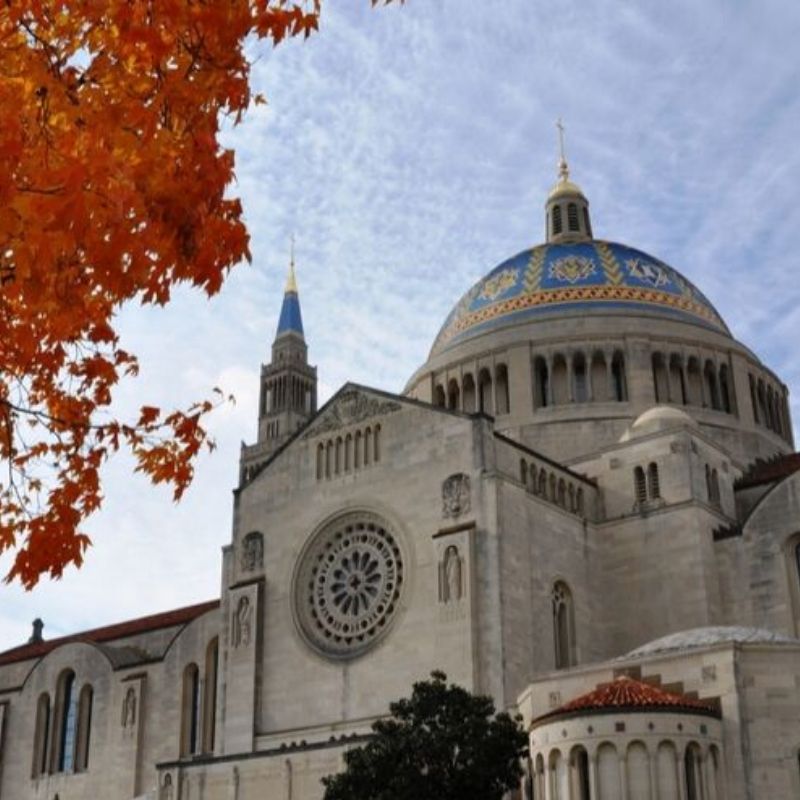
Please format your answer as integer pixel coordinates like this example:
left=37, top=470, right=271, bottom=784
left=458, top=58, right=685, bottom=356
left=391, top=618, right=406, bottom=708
left=711, top=469, right=720, bottom=508
left=534, top=358, right=549, bottom=408
left=670, top=355, right=687, bottom=404
left=549, top=474, right=557, bottom=502
left=203, top=638, right=218, bottom=754
left=570, top=746, right=591, bottom=800
left=478, top=369, right=493, bottom=414
left=344, top=433, right=352, bottom=472
left=325, top=440, right=332, bottom=479
left=552, top=205, right=563, bottom=235
left=354, top=431, right=362, bottom=469
left=551, top=356, right=568, bottom=405
left=53, top=669, right=77, bottom=773
left=684, top=744, right=703, bottom=800
left=364, top=427, right=373, bottom=466
left=576, top=488, right=585, bottom=516
left=652, top=353, right=668, bottom=403
left=552, top=581, right=575, bottom=669
left=719, top=365, right=732, bottom=413
left=335, top=437, right=343, bottom=474
left=567, top=203, right=579, bottom=232
left=538, top=470, right=548, bottom=496
left=528, top=464, right=537, bottom=494
left=462, top=373, right=476, bottom=412
left=32, top=692, right=50, bottom=778
left=634, top=466, right=647, bottom=505
left=317, top=442, right=325, bottom=481
left=373, top=424, right=381, bottom=463
left=705, top=361, right=720, bottom=410
left=572, top=354, right=588, bottom=403
left=75, top=684, right=93, bottom=772
left=611, top=352, right=627, bottom=401
left=749, top=374, right=759, bottom=423
left=433, top=384, right=446, bottom=408
left=180, top=664, right=200, bottom=757
left=647, top=462, right=661, bottom=500
left=447, top=378, right=460, bottom=411
left=583, top=207, right=592, bottom=238
left=591, top=352, right=607, bottom=401
left=495, top=364, right=510, bottom=415
left=520, top=459, right=528, bottom=485
left=557, top=479, right=566, bottom=508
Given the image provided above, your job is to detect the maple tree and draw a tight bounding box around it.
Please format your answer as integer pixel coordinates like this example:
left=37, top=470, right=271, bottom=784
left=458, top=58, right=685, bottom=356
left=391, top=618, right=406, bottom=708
left=0, top=1, right=396, bottom=588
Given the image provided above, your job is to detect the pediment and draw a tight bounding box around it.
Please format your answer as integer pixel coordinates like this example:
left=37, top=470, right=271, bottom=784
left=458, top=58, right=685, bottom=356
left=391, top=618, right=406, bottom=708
left=302, top=387, right=402, bottom=439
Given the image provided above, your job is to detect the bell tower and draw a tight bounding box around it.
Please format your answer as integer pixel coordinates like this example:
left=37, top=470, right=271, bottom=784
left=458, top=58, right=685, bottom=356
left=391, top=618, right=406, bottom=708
left=240, top=250, right=317, bottom=483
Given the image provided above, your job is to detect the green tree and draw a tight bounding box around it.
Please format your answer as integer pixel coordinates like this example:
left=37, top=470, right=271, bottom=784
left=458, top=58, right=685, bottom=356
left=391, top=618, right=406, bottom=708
left=321, top=671, right=528, bottom=800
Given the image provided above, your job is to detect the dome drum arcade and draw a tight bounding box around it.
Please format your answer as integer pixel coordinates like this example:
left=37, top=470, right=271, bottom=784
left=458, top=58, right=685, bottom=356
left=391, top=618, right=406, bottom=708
left=408, top=128, right=793, bottom=464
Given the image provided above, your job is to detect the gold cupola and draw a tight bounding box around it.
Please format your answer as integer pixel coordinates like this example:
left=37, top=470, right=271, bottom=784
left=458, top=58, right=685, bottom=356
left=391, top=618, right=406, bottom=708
left=545, top=120, right=593, bottom=243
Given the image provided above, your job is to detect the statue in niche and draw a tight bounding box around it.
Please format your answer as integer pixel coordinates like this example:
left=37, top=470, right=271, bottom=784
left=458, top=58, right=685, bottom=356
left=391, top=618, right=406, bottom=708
left=161, top=773, right=173, bottom=800
left=232, top=595, right=252, bottom=648
left=121, top=686, right=137, bottom=728
left=439, top=545, right=463, bottom=603
left=241, top=531, right=263, bottom=572
left=442, top=473, right=471, bottom=518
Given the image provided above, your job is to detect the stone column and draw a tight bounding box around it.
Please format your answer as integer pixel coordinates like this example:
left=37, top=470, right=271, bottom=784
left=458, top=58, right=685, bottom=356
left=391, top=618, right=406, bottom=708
left=618, top=752, right=629, bottom=800
left=547, top=355, right=555, bottom=406
left=589, top=753, right=599, bottom=800
left=648, top=746, right=658, bottom=800
left=567, top=354, right=575, bottom=402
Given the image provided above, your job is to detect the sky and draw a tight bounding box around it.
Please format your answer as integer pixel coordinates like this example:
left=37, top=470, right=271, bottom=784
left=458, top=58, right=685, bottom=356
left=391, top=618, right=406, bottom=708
left=2, top=0, right=800, bottom=648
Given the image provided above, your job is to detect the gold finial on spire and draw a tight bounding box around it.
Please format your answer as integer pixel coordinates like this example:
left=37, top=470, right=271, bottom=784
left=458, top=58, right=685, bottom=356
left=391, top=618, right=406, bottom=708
left=285, top=234, right=298, bottom=293
left=556, top=117, right=569, bottom=182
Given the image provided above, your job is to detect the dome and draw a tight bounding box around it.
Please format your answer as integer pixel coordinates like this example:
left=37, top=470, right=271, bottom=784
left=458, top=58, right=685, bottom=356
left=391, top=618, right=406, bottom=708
left=619, top=405, right=698, bottom=442
left=430, top=240, right=729, bottom=357
left=625, top=626, right=800, bottom=658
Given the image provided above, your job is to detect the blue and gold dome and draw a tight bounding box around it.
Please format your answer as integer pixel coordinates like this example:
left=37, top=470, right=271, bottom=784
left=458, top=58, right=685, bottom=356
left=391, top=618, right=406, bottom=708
left=430, top=240, right=729, bottom=356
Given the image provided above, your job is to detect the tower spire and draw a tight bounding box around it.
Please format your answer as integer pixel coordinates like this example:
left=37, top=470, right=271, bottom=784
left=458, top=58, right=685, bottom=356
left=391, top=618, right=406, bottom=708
left=545, top=120, right=593, bottom=243
left=276, top=239, right=304, bottom=339
left=285, top=234, right=298, bottom=293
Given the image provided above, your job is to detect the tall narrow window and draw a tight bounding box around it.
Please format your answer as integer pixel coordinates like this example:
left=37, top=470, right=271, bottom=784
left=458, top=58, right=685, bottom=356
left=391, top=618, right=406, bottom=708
left=373, top=424, right=381, bottom=463
left=705, top=361, right=720, bottom=410
left=612, top=352, right=627, bottom=401
left=520, top=459, right=528, bottom=485
left=203, top=638, right=219, bottom=754
left=583, top=207, right=592, bottom=238
left=719, top=365, right=732, bottom=413
left=534, top=358, right=549, bottom=408
left=55, top=670, right=78, bottom=773
left=552, top=205, right=563, bottom=235
left=567, top=203, right=579, bottom=231
left=495, top=364, right=510, bottom=415
left=573, top=355, right=587, bottom=402
left=749, top=374, right=759, bottom=423
left=647, top=462, right=660, bottom=500
left=572, top=746, right=590, bottom=800
left=634, top=466, right=647, bottom=505
left=478, top=369, right=493, bottom=414
left=364, top=428, right=372, bottom=466
left=684, top=744, right=702, bottom=800
left=180, top=664, right=200, bottom=757
left=447, top=378, right=460, bottom=411
left=354, top=431, right=362, bottom=469
left=335, top=437, right=342, bottom=474
left=433, top=385, right=446, bottom=408
left=75, top=685, right=93, bottom=772
left=325, top=440, right=332, bottom=479
left=344, top=434, right=352, bottom=472
left=552, top=581, right=575, bottom=669
left=795, top=542, right=800, bottom=587
left=32, top=692, right=50, bottom=778
left=462, top=374, right=476, bottom=412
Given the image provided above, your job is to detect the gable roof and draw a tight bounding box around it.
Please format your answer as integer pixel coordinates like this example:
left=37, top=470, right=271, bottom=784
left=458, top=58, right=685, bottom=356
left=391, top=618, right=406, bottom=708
left=0, top=599, right=219, bottom=667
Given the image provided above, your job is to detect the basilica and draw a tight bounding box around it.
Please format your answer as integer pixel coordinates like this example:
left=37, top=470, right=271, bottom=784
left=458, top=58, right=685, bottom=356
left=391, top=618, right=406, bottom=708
left=0, top=152, right=799, bottom=800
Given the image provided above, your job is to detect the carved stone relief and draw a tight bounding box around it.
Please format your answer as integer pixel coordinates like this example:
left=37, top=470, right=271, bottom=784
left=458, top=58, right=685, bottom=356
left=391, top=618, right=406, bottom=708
left=302, top=389, right=401, bottom=438
left=442, top=473, right=471, bottom=518
left=241, top=531, right=263, bottom=572
left=438, top=545, right=463, bottom=604
left=232, top=595, right=252, bottom=649
left=121, top=686, right=137, bottom=728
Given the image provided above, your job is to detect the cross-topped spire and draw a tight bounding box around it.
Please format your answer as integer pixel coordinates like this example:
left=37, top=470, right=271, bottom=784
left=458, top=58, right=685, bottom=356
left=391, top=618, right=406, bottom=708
left=556, top=118, right=569, bottom=182
left=285, top=234, right=298, bottom=294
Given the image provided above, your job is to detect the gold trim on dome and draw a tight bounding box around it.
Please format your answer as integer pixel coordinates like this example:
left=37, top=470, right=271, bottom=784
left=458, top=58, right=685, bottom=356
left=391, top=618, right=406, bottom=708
left=478, top=268, right=519, bottom=301
left=548, top=255, right=596, bottom=284
left=524, top=247, right=545, bottom=292
left=596, top=242, right=624, bottom=286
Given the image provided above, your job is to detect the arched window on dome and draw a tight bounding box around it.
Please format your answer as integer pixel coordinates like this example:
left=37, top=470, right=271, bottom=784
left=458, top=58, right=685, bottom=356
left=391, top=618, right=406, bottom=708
left=705, top=360, right=721, bottom=410
left=495, top=364, right=510, bottom=415
left=652, top=353, right=668, bottom=403
left=591, top=352, right=607, bottom=401
left=552, top=205, right=563, bottom=236
left=32, top=692, right=50, bottom=778
left=533, top=358, right=549, bottom=408
left=433, top=384, right=446, bottom=408
left=478, top=369, right=493, bottom=414
left=447, top=378, right=460, bottom=411
left=552, top=581, right=575, bottom=669
left=462, top=373, right=476, bottom=413
left=719, top=364, right=733, bottom=414
left=572, top=354, right=588, bottom=403
left=647, top=462, right=661, bottom=500
left=567, top=203, right=579, bottom=232
left=612, top=351, right=627, bottom=401
left=670, top=354, right=687, bottom=404
left=634, top=466, right=647, bottom=506
left=551, top=356, right=568, bottom=405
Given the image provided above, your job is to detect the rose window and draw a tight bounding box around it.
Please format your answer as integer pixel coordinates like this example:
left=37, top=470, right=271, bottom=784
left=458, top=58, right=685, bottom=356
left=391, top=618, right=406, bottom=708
left=294, top=514, right=405, bottom=658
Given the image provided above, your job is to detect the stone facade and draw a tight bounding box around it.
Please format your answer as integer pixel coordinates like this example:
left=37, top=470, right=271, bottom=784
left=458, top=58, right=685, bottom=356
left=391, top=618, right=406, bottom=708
left=0, top=170, right=798, bottom=800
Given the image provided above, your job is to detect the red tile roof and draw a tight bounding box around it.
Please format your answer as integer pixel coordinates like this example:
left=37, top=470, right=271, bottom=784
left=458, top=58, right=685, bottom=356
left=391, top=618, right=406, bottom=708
left=0, top=599, right=219, bottom=667
left=533, top=676, right=719, bottom=726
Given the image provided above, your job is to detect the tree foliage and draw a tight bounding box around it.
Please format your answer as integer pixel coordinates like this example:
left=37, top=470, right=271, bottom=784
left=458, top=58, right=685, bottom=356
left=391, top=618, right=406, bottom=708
left=0, top=1, right=403, bottom=587
left=321, top=671, right=528, bottom=800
